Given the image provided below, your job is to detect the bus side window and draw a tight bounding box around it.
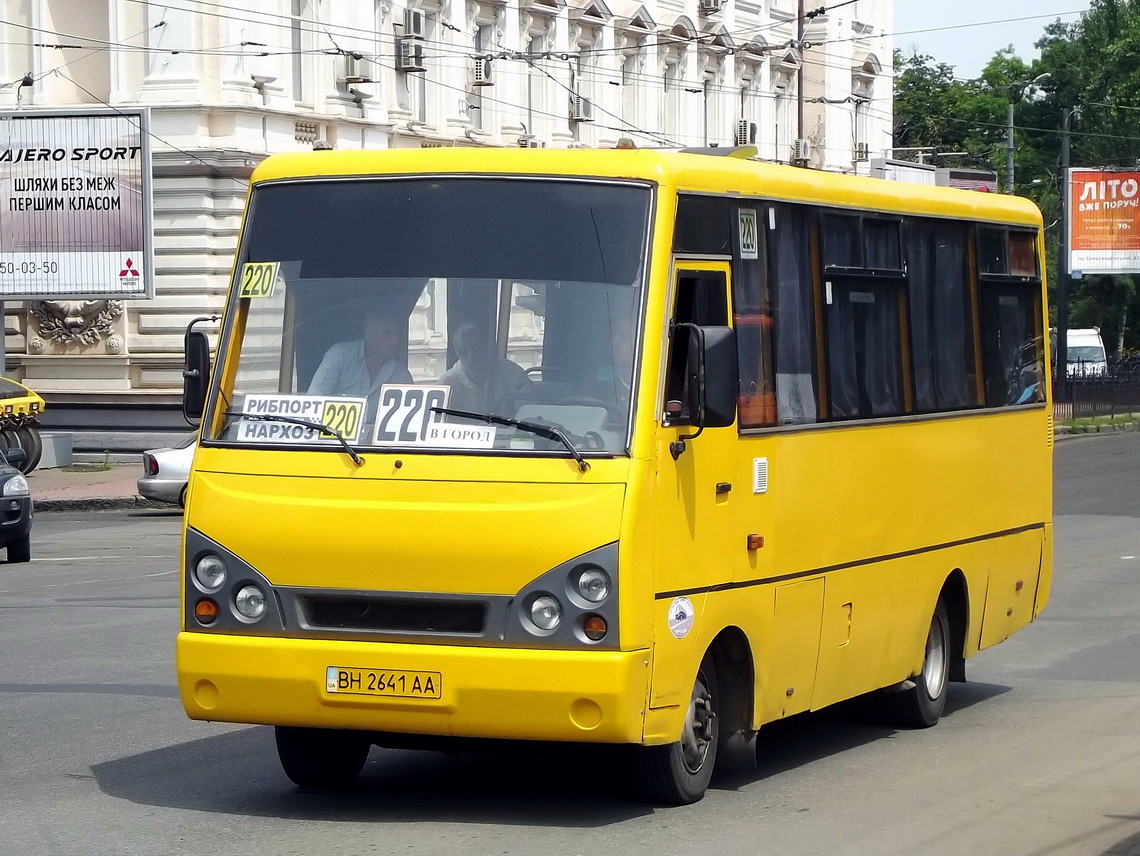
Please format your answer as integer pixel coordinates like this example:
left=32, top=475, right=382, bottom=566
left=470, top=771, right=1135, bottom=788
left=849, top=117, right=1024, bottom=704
left=821, top=214, right=909, bottom=420
left=905, top=219, right=979, bottom=412
left=733, top=205, right=776, bottom=429
left=977, top=228, right=1045, bottom=407
left=769, top=205, right=818, bottom=425
left=665, top=270, right=729, bottom=420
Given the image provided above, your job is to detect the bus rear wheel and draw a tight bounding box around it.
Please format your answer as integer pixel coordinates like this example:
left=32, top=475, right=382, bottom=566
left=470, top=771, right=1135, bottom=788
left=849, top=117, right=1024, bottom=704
left=274, top=726, right=370, bottom=790
left=884, top=597, right=950, bottom=728
left=636, top=656, right=719, bottom=805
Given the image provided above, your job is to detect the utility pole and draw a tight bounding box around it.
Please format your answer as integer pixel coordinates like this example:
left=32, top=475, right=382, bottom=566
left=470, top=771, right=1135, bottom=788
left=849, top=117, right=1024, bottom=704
left=1056, top=107, right=1073, bottom=401
left=1006, top=101, right=1016, bottom=193
left=796, top=0, right=805, bottom=149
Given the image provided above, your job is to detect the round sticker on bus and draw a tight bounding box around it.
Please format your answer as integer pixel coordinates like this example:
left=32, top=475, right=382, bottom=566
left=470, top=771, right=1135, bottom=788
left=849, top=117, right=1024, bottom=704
left=668, top=597, right=695, bottom=639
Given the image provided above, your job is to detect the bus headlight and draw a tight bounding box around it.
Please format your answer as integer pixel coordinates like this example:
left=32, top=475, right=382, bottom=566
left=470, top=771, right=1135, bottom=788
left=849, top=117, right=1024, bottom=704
left=234, top=584, right=267, bottom=620
left=194, top=555, right=227, bottom=592
left=530, top=595, right=562, bottom=631
left=573, top=567, right=610, bottom=604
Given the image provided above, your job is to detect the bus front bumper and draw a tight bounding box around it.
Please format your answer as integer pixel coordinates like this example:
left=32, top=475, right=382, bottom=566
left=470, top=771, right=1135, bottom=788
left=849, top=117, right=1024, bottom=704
left=177, top=632, right=650, bottom=744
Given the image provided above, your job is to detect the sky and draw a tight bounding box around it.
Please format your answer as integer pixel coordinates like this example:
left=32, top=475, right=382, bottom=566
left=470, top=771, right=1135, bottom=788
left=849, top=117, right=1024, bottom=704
left=893, top=1, right=1092, bottom=79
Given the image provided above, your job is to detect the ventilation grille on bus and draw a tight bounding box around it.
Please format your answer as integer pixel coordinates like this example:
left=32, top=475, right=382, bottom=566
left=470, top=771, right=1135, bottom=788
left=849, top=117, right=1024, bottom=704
left=301, top=594, right=486, bottom=635
left=1047, top=413, right=1054, bottom=447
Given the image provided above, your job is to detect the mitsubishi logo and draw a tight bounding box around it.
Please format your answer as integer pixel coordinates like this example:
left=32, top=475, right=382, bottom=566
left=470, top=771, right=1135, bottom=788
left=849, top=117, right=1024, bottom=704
left=119, top=258, right=139, bottom=277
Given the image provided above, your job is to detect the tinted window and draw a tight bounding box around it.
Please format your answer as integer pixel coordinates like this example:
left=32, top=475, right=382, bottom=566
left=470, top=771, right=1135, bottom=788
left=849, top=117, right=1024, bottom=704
left=825, top=279, right=906, bottom=419
left=770, top=205, right=818, bottom=425
left=907, top=219, right=979, bottom=412
left=674, top=195, right=732, bottom=254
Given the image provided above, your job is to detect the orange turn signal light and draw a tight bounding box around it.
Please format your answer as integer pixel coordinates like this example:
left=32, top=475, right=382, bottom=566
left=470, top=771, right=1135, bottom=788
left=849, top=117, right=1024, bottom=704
left=583, top=615, right=607, bottom=641
left=747, top=534, right=765, bottom=550
left=195, top=598, right=219, bottom=624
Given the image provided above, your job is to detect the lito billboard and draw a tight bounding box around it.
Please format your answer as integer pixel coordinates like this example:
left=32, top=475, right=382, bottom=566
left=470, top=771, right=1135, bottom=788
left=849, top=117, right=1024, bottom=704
left=1068, top=168, right=1140, bottom=275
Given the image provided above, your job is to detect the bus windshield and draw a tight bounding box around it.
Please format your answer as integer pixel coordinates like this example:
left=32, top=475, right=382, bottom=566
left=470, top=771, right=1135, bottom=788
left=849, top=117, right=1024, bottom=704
left=206, top=177, right=651, bottom=457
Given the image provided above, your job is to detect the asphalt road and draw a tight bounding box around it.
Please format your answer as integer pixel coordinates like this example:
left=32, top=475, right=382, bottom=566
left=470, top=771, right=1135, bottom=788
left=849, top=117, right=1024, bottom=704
left=2, top=435, right=1140, bottom=856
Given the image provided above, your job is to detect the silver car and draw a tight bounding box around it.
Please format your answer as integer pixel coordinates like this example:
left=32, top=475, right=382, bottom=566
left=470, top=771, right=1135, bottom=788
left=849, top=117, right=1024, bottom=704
left=138, top=434, right=196, bottom=507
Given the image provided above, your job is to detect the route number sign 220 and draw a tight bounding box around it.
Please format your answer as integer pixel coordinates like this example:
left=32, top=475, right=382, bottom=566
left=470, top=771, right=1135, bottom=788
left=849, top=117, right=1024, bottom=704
left=238, top=262, right=280, bottom=299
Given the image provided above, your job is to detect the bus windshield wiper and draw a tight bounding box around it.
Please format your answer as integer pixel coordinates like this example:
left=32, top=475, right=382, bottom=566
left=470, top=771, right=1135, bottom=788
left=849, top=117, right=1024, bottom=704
left=431, top=406, right=590, bottom=473
left=228, top=410, right=364, bottom=467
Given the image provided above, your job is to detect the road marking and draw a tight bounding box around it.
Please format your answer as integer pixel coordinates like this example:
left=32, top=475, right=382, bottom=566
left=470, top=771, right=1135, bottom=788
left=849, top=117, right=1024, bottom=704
left=30, top=555, right=171, bottom=562
left=0, top=568, right=177, bottom=594
left=1122, top=555, right=1136, bottom=560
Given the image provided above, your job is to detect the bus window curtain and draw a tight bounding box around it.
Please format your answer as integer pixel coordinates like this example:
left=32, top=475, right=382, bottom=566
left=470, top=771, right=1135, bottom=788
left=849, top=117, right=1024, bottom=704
left=907, top=222, right=974, bottom=411
left=826, top=283, right=904, bottom=418
left=771, top=206, right=818, bottom=424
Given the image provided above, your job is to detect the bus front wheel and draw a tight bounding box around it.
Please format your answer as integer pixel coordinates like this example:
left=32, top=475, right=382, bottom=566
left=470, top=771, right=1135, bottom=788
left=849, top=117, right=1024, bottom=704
left=274, top=726, right=370, bottom=790
left=636, top=656, right=720, bottom=805
left=884, top=597, right=951, bottom=728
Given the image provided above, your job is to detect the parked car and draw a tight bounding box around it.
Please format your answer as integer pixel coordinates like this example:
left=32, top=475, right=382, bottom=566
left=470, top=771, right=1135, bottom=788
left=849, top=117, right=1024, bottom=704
left=0, top=446, right=32, bottom=562
left=138, top=435, right=196, bottom=508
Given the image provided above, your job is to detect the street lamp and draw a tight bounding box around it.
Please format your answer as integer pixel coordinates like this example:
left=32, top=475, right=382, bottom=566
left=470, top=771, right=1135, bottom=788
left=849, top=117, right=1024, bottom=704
left=1006, top=73, right=1052, bottom=193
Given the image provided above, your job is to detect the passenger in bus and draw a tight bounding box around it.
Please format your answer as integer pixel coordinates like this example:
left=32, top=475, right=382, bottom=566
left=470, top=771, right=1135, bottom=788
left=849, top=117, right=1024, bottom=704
left=439, top=323, right=530, bottom=413
left=307, top=308, right=413, bottom=401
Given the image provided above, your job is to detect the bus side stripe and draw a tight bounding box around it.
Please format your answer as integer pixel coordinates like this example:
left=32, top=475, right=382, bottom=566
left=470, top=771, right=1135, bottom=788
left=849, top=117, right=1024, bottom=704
left=654, top=522, right=1047, bottom=599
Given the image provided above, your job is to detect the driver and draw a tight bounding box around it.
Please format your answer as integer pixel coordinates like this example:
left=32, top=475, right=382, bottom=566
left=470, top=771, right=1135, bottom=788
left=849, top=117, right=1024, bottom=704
left=439, top=323, right=530, bottom=413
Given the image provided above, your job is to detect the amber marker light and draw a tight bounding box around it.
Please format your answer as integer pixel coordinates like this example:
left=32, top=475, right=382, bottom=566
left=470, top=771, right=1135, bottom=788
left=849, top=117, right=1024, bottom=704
left=583, top=615, right=607, bottom=641
left=195, top=598, right=219, bottom=625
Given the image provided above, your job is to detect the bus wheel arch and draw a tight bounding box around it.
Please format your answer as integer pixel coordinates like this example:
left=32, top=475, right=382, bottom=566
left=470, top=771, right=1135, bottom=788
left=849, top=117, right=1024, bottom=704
left=940, top=570, right=969, bottom=683
left=707, top=626, right=757, bottom=771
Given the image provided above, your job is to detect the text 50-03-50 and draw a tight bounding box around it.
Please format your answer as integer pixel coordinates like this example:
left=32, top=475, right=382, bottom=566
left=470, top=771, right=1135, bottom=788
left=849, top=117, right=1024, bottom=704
left=0, top=261, right=59, bottom=276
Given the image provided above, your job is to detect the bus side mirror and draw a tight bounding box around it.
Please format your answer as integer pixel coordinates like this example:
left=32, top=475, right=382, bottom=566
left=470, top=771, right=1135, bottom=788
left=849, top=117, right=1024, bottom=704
left=699, top=326, right=738, bottom=428
left=669, top=324, right=737, bottom=460
left=183, top=326, right=212, bottom=424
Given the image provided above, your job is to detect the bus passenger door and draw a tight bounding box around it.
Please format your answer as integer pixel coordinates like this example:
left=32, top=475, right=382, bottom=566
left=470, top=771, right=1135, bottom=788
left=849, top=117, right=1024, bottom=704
left=651, top=261, right=751, bottom=706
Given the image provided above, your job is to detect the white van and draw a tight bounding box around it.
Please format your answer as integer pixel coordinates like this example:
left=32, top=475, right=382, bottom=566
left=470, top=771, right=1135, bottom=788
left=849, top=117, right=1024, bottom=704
left=1066, top=328, right=1108, bottom=377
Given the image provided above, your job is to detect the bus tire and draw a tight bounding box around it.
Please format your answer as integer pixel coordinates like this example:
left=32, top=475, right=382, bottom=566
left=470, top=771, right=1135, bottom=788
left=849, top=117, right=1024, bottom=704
left=635, top=656, right=719, bottom=805
left=274, top=726, right=370, bottom=790
left=16, top=425, right=43, bottom=474
left=884, top=597, right=950, bottom=728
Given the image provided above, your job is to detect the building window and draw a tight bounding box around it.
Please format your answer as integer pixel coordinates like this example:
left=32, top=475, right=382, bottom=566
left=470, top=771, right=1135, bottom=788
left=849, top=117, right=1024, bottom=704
left=410, top=11, right=437, bottom=124
left=290, top=0, right=317, bottom=105
left=663, top=61, right=681, bottom=143
left=469, top=23, right=492, bottom=132
left=622, top=55, right=639, bottom=132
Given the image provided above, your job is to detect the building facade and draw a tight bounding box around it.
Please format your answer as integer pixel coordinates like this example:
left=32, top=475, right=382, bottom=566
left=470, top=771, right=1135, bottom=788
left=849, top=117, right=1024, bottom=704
left=0, top=0, right=891, bottom=445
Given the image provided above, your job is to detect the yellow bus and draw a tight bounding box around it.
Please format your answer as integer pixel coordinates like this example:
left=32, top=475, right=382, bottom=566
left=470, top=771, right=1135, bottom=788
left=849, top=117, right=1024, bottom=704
left=177, top=147, right=1052, bottom=804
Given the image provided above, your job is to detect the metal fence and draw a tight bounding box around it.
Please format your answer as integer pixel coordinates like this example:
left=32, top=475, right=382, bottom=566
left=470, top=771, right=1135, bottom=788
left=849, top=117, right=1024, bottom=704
left=1054, top=360, right=1140, bottom=420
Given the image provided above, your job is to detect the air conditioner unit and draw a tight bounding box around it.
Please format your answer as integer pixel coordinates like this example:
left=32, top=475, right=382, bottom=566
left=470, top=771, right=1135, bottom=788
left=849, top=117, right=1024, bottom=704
left=397, top=38, right=426, bottom=73
left=403, top=8, right=425, bottom=39
left=735, top=118, right=757, bottom=146
left=472, top=56, right=493, bottom=87
left=570, top=94, right=594, bottom=122
left=854, top=141, right=870, bottom=161
left=792, top=138, right=812, bottom=162
left=341, top=52, right=370, bottom=84
left=698, top=0, right=724, bottom=14
left=518, top=136, right=545, bottom=148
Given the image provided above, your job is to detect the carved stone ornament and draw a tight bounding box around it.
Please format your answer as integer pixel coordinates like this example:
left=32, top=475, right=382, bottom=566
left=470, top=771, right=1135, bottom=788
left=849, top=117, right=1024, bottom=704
left=27, top=336, right=44, bottom=355
left=30, top=300, right=124, bottom=346
left=105, top=334, right=125, bottom=355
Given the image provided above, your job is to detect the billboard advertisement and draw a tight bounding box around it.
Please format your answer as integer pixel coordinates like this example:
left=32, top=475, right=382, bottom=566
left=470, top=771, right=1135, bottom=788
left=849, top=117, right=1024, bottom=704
left=1068, top=168, right=1140, bottom=276
left=0, top=109, right=153, bottom=299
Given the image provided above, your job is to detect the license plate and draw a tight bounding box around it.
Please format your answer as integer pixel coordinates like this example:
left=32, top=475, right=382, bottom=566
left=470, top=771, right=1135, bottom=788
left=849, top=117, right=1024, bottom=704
left=325, top=666, right=441, bottom=699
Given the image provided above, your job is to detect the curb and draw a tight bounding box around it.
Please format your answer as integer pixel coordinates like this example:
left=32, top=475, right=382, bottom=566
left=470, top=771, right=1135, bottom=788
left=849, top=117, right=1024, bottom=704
left=36, top=496, right=176, bottom=512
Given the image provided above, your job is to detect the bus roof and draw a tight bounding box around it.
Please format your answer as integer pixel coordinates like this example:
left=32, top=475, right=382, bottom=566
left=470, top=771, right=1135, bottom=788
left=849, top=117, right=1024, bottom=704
left=249, top=148, right=1044, bottom=228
